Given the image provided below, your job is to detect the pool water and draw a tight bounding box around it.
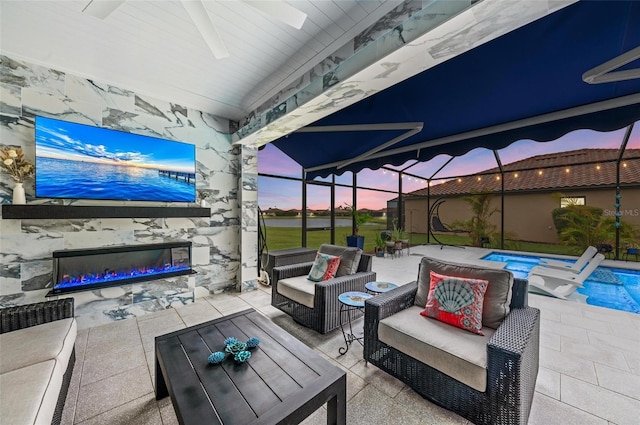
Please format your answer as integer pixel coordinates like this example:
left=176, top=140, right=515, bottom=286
left=482, top=252, right=640, bottom=314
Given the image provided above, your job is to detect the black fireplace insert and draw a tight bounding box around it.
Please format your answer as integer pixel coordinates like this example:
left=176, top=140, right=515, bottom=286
left=50, top=242, right=193, bottom=295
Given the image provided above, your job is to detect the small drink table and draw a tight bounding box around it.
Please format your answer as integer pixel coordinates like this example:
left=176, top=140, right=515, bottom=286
left=338, top=291, right=372, bottom=355
left=365, top=281, right=398, bottom=294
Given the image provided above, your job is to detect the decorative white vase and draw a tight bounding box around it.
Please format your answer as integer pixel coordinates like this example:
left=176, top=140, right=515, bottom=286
left=200, top=199, right=206, bottom=207
left=12, top=181, right=26, bottom=204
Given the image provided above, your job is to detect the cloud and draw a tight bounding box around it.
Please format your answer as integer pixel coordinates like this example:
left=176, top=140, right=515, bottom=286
left=38, top=124, right=149, bottom=164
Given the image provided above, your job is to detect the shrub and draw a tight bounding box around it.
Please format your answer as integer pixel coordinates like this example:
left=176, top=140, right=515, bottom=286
left=451, top=192, right=499, bottom=247
left=551, top=205, right=602, bottom=236
left=554, top=204, right=638, bottom=250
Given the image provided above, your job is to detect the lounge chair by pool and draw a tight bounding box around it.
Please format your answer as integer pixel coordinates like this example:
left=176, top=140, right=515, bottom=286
left=529, top=253, right=604, bottom=287
left=538, top=246, right=597, bottom=274
left=527, top=253, right=604, bottom=300
left=527, top=275, right=587, bottom=301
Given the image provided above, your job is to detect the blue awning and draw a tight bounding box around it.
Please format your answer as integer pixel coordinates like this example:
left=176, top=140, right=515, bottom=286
left=272, top=1, right=640, bottom=180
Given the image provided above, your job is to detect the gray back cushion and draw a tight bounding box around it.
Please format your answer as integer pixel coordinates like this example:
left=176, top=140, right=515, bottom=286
left=318, top=244, right=362, bottom=277
left=414, top=257, right=513, bottom=329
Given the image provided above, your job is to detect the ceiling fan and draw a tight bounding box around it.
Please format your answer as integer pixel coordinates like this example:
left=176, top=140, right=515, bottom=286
left=81, top=0, right=307, bottom=59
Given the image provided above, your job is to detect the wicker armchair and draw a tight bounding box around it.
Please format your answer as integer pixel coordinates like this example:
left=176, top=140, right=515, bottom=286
left=364, top=272, right=539, bottom=425
left=0, top=299, right=76, bottom=425
left=272, top=245, right=375, bottom=334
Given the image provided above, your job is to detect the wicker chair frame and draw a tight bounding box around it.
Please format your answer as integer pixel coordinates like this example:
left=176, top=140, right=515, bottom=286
left=272, top=253, right=375, bottom=334
left=364, top=278, right=540, bottom=425
left=0, top=298, right=76, bottom=425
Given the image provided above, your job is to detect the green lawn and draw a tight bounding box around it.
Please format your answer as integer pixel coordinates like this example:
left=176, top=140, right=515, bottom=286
left=262, top=224, right=584, bottom=257
left=261, top=223, right=386, bottom=253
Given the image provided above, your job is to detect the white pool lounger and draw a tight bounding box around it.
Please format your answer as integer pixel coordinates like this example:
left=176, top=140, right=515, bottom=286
left=527, top=253, right=605, bottom=300
left=538, top=246, right=597, bottom=274
left=529, top=253, right=605, bottom=287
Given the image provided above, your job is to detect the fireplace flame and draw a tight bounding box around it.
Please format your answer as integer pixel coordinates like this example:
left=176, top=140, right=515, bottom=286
left=59, top=264, right=190, bottom=287
left=52, top=242, right=193, bottom=295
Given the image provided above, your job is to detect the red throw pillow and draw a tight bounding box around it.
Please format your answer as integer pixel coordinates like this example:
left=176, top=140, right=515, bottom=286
left=308, top=253, right=341, bottom=282
left=321, top=255, right=341, bottom=281
left=420, top=270, right=489, bottom=335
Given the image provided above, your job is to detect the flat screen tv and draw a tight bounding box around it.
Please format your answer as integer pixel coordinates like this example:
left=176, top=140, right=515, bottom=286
left=35, top=116, right=196, bottom=202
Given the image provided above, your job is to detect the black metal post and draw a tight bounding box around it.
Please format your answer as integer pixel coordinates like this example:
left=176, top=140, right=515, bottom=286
left=302, top=170, right=307, bottom=247
left=493, top=151, right=505, bottom=249
left=352, top=173, right=357, bottom=236
left=331, top=174, right=336, bottom=244
left=398, top=172, right=404, bottom=229
left=615, top=124, right=633, bottom=259
left=427, top=179, right=431, bottom=244
left=426, top=157, right=454, bottom=245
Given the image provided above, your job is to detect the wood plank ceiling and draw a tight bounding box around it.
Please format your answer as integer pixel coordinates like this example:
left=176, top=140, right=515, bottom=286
left=0, top=0, right=405, bottom=121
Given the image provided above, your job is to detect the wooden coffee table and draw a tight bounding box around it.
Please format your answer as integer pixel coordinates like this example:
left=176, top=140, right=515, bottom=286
left=155, top=308, right=346, bottom=425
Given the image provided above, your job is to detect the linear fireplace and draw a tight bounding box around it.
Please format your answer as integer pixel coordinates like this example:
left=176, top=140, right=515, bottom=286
left=50, top=242, right=193, bottom=295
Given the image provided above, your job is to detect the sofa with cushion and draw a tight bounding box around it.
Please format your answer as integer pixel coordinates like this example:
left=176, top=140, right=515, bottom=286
left=364, top=257, right=540, bottom=425
left=0, top=298, right=77, bottom=425
left=272, top=244, right=375, bottom=333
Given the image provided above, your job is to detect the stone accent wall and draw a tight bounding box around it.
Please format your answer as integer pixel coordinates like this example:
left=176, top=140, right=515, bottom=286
left=0, top=55, right=251, bottom=329
left=239, top=145, right=259, bottom=291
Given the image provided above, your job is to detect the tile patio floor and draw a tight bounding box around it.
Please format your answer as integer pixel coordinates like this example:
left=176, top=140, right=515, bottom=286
left=60, top=245, right=640, bottom=425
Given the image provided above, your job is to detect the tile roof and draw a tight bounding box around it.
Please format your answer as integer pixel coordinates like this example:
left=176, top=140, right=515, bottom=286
left=408, top=149, right=640, bottom=197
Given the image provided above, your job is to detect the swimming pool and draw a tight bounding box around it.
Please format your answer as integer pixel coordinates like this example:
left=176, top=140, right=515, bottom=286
left=482, top=252, right=640, bottom=314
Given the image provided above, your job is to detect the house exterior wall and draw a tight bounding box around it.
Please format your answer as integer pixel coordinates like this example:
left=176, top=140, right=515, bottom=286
left=504, top=192, right=562, bottom=244
left=0, top=54, right=255, bottom=329
left=404, top=186, right=640, bottom=244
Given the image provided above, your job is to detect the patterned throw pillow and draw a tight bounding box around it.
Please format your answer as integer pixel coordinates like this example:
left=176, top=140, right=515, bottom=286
left=420, top=270, right=489, bottom=335
left=308, top=253, right=341, bottom=282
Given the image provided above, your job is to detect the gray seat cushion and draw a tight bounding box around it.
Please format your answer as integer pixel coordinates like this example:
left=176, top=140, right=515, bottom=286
left=276, top=245, right=365, bottom=309
left=318, top=244, right=362, bottom=277
left=0, top=318, right=77, bottom=374
left=0, top=317, right=77, bottom=425
left=277, top=275, right=315, bottom=308
left=414, top=257, right=513, bottom=329
left=0, top=360, right=61, bottom=425
left=379, top=306, right=495, bottom=392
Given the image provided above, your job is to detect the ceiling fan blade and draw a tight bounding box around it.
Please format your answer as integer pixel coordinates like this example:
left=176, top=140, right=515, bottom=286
left=82, top=0, right=125, bottom=19
left=243, top=1, right=307, bottom=30
left=181, top=0, right=230, bottom=59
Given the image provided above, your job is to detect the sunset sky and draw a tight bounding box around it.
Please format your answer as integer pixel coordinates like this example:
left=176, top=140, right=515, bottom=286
left=258, top=124, right=640, bottom=211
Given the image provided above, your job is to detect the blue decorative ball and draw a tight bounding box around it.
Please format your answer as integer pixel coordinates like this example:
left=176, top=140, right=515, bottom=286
left=225, top=341, right=247, bottom=354
left=615, top=222, right=621, bottom=228
left=234, top=350, right=251, bottom=363
left=224, top=337, right=238, bottom=346
left=246, top=337, right=260, bottom=348
left=208, top=351, right=226, bottom=364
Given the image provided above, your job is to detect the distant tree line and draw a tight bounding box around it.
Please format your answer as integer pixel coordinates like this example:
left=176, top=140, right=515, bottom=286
left=263, top=207, right=384, bottom=217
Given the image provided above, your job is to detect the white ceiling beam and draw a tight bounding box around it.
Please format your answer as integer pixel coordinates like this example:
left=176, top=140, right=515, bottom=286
left=82, top=0, right=124, bottom=19
left=243, top=1, right=307, bottom=30
left=181, top=0, right=230, bottom=60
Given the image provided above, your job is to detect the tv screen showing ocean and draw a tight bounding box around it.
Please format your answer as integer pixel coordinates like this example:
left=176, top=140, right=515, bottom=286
left=35, top=157, right=196, bottom=202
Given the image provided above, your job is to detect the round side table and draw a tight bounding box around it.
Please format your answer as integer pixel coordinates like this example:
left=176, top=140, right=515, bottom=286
left=365, top=281, right=398, bottom=294
left=338, top=291, right=372, bottom=355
